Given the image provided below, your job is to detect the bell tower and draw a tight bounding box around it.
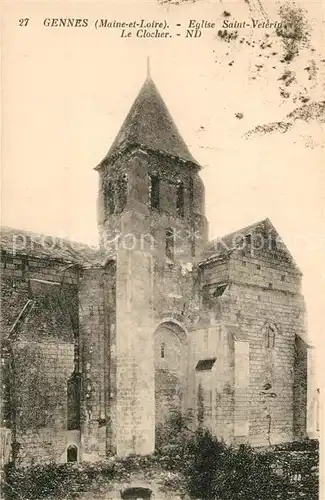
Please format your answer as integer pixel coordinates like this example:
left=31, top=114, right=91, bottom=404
left=95, top=63, right=208, bottom=456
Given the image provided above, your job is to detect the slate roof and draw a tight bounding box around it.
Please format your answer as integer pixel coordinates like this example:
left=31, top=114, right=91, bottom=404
left=97, top=76, right=199, bottom=167
left=0, top=226, right=106, bottom=267
left=203, top=218, right=269, bottom=259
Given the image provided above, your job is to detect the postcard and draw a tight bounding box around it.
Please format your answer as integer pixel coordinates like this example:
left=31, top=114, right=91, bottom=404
left=1, top=1, right=323, bottom=499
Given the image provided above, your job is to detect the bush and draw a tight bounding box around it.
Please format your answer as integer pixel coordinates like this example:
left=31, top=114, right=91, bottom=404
left=174, top=428, right=318, bottom=500
left=1, top=425, right=319, bottom=500
left=1, top=457, right=159, bottom=500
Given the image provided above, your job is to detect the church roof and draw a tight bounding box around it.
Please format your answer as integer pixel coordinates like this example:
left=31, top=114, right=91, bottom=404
left=0, top=226, right=106, bottom=267
left=97, top=75, right=199, bottom=167
left=203, top=219, right=268, bottom=258
left=201, top=218, right=301, bottom=273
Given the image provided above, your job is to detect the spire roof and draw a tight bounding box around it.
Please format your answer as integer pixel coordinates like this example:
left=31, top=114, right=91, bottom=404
left=98, top=70, right=199, bottom=167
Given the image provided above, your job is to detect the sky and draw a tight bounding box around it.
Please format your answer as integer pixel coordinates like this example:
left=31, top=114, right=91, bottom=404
left=1, top=0, right=324, bottom=363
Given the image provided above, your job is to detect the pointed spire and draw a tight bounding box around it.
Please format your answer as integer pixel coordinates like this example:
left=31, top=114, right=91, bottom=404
left=146, top=56, right=151, bottom=80
left=97, top=67, right=200, bottom=168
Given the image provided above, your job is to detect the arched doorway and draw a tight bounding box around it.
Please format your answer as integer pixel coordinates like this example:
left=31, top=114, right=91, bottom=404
left=67, top=445, right=78, bottom=462
left=154, top=321, right=187, bottom=444
left=120, top=487, right=152, bottom=500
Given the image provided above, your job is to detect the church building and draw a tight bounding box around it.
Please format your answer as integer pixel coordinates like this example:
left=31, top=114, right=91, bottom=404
left=0, top=67, right=311, bottom=466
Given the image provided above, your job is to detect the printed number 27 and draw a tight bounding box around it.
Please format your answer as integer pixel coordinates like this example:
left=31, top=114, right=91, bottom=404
left=18, top=18, right=29, bottom=27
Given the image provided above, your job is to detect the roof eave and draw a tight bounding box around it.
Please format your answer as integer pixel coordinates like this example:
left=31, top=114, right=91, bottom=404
left=94, top=143, right=201, bottom=171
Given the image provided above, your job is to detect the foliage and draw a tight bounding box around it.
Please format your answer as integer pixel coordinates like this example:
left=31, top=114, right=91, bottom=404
left=155, top=408, right=194, bottom=454
left=276, top=3, right=310, bottom=61
left=1, top=421, right=319, bottom=500
left=2, top=456, right=162, bottom=500
left=181, top=431, right=319, bottom=500
left=12, top=343, right=67, bottom=432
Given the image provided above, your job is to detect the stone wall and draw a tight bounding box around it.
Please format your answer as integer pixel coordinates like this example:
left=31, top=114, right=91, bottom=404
left=1, top=252, right=79, bottom=466
left=78, top=262, right=116, bottom=461
left=199, top=236, right=307, bottom=447
left=293, top=335, right=308, bottom=439
left=189, top=322, right=234, bottom=442
left=97, top=147, right=207, bottom=455
left=154, top=323, right=186, bottom=429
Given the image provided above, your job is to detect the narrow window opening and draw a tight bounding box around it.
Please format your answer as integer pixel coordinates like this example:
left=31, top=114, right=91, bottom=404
left=118, top=173, right=128, bottom=212
left=67, top=445, right=78, bottom=463
left=266, top=325, right=276, bottom=348
left=269, top=233, right=278, bottom=252
left=191, top=233, right=196, bottom=257
left=149, top=175, right=160, bottom=210
left=67, top=372, right=81, bottom=430
left=161, top=342, right=165, bottom=359
left=189, top=177, right=194, bottom=206
left=176, top=181, right=184, bottom=217
left=105, top=182, right=115, bottom=215
left=213, top=284, right=227, bottom=298
left=165, top=228, right=174, bottom=261
left=245, top=234, right=252, bottom=245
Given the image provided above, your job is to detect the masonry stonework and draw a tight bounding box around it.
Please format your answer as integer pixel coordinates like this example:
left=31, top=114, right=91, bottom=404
left=0, top=71, right=312, bottom=466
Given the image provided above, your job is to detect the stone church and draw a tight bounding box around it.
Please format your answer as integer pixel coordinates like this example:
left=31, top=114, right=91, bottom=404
left=0, top=68, right=312, bottom=466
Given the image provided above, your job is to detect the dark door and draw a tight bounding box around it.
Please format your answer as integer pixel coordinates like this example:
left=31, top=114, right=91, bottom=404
left=120, top=487, right=152, bottom=500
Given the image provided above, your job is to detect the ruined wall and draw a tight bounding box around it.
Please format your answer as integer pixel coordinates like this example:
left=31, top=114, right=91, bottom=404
left=1, top=252, right=79, bottom=466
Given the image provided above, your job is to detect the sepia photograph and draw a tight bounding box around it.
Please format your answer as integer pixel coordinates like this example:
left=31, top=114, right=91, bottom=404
left=0, top=0, right=323, bottom=498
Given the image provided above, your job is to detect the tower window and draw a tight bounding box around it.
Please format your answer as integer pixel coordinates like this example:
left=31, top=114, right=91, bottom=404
left=161, top=342, right=165, bottom=359
left=105, top=182, right=115, bottom=215
left=189, top=177, right=194, bottom=206
left=149, top=175, right=160, bottom=209
left=165, top=228, right=174, bottom=261
left=118, top=173, right=128, bottom=212
left=176, top=181, right=184, bottom=217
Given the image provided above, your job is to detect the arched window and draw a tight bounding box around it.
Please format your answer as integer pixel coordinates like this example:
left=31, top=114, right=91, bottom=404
left=265, top=324, right=276, bottom=348
left=160, top=342, right=165, bottom=359
left=67, top=445, right=78, bottom=462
